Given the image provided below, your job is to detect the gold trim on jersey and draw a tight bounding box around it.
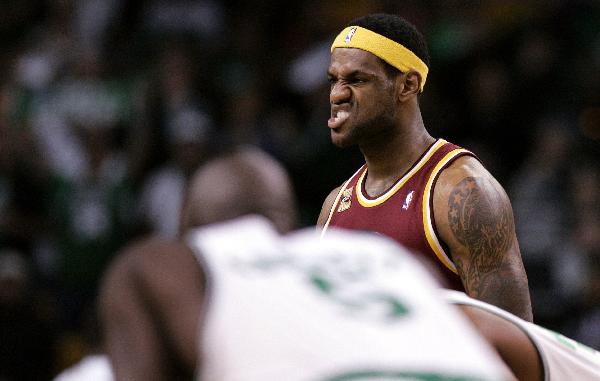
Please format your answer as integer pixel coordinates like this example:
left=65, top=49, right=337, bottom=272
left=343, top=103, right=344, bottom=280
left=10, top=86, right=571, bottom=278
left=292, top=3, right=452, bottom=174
left=320, top=166, right=365, bottom=238
left=422, top=148, right=471, bottom=274
left=356, top=139, right=447, bottom=208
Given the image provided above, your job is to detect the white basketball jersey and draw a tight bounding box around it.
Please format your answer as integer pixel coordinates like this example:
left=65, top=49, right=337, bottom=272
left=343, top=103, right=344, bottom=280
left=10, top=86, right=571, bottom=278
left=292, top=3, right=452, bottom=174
left=187, top=216, right=511, bottom=381
left=444, top=290, right=600, bottom=381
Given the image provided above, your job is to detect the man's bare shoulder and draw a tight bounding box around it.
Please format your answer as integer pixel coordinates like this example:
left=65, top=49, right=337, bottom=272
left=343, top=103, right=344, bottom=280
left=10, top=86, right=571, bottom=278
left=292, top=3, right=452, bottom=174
left=433, top=153, right=510, bottom=236
left=432, top=154, right=514, bottom=259
left=436, top=155, right=498, bottom=188
left=317, top=185, right=344, bottom=227
left=432, top=155, right=508, bottom=214
left=105, top=235, right=200, bottom=289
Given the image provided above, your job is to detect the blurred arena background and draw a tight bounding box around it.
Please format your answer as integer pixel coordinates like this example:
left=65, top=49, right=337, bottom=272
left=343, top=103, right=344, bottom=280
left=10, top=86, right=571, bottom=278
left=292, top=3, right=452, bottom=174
left=0, top=0, right=598, bottom=379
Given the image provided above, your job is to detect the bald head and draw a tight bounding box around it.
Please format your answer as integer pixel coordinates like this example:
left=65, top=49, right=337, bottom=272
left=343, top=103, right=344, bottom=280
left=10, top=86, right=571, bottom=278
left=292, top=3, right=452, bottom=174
left=180, top=147, right=297, bottom=233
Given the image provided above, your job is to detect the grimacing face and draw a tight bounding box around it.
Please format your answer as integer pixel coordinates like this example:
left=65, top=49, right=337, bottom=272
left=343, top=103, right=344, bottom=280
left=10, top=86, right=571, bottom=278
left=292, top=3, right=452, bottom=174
left=327, top=48, right=399, bottom=148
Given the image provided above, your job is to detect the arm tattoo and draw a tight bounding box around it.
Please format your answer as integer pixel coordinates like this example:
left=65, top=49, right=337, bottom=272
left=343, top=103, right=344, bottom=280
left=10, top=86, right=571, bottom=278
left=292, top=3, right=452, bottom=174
left=447, top=177, right=516, bottom=303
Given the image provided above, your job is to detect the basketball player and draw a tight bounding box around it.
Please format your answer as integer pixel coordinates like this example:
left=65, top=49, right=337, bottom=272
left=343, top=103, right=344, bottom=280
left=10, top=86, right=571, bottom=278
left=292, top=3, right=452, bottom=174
left=318, top=13, right=532, bottom=321
left=99, top=147, right=513, bottom=380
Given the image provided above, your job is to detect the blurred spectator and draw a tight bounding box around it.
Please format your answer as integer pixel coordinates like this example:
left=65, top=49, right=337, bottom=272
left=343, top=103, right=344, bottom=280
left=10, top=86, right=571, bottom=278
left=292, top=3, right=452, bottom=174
left=0, top=82, right=49, bottom=255
left=467, top=60, right=511, bottom=131
left=20, top=40, right=133, bottom=328
left=130, top=41, right=214, bottom=180
left=572, top=268, right=600, bottom=349
left=14, top=1, right=74, bottom=95
left=72, top=0, right=122, bottom=54
left=510, top=117, right=574, bottom=262
left=27, top=47, right=136, bottom=327
left=46, top=119, right=134, bottom=328
left=509, top=116, right=576, bottom=327
left=566, top=164, right=600, bottom=349
left=141, top=0, right=224, bottom=41
left=29, top=45, right=132, bottom=181
left=138, top=106, right=214, bottom=237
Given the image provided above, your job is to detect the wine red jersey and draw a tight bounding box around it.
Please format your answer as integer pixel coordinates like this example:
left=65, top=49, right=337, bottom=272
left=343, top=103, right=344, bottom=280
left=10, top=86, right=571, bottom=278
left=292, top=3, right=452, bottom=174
left=321, top=139, right=476, bottom=289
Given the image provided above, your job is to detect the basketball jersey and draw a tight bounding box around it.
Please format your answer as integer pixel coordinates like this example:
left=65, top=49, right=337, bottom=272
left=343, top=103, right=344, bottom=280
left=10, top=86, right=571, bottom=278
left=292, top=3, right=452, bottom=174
left=321, top=139, right=475, bottom=289
left=444, top=290, right=600, bottom=381
left=187, top=216, right=511, bottom=381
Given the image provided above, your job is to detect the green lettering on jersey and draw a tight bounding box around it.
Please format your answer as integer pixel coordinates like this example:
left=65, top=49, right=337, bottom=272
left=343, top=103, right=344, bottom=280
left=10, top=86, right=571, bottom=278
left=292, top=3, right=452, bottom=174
left=306, top=269, right=410, bottom=323
left=311, top=274, right=334, bottom=294
left=376, top=294, right=409, bottom=319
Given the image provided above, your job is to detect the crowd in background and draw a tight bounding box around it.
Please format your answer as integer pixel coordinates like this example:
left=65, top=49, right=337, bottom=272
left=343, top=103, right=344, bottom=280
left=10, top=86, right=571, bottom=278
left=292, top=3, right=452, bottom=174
left=0, top=0, right=598, bottom=379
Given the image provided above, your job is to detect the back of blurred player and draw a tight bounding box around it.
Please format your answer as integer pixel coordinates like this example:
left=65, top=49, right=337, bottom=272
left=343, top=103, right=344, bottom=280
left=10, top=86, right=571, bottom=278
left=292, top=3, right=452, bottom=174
left=190, top=217, right=512, bottom=380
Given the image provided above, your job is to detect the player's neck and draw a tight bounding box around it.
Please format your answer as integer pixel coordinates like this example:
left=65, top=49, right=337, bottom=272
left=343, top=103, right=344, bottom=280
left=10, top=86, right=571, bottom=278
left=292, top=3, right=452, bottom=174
left=360, top=118, right=434, bottom=189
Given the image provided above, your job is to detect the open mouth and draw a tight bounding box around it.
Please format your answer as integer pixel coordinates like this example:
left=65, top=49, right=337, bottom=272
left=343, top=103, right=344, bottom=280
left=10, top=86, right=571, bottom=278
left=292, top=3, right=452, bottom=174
left=328, top=110, right=350, bottom=129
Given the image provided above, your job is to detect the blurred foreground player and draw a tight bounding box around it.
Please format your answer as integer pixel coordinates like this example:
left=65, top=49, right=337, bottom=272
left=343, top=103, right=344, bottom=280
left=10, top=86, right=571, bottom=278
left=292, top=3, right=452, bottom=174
left=100, top=147, right=513, bottom=380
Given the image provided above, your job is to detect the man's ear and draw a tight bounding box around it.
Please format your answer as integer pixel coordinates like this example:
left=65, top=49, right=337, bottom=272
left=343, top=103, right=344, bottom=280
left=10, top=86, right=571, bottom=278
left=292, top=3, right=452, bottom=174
left=396, top=70, right=421, bottom=102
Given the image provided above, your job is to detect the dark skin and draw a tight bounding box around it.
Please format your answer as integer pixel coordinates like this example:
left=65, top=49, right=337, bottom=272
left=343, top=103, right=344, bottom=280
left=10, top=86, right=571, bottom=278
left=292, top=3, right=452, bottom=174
left=100, top=148, right=297, bottom=380
left=318, top=47, right=532, bottom=322
left=100, top=238, right=203, bottom=380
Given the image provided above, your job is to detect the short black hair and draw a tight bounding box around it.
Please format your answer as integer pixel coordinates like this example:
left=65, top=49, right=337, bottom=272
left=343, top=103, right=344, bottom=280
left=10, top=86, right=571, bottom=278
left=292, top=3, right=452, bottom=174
left=348, top=13, right=430, bottom=69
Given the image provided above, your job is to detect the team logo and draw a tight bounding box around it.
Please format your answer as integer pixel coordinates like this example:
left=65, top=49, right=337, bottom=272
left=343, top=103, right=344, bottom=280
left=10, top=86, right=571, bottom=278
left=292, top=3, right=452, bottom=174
left=337, top=188, right=353, bottom=212
left=344, top=26, right=358, bottom=43
left=402, top=190, right=414, bottom=210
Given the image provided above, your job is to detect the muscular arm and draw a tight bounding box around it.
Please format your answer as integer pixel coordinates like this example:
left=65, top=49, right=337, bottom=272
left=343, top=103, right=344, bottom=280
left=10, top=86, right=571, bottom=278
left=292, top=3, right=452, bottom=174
left=317, top=186, right=342, bottom=227
left=434, top=156, right=533, bottom=321
left=99, top=238, right=205, bottom=380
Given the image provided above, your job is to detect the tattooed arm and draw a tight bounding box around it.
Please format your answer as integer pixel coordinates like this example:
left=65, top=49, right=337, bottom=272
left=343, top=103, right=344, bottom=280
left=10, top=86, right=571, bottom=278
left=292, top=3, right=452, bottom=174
left=434, top=156, right=533, bottom=321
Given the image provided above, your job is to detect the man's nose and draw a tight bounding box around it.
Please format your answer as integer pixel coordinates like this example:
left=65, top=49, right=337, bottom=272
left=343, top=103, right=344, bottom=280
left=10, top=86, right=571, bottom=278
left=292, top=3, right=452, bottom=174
left=330, top=82, right=350, bottom=105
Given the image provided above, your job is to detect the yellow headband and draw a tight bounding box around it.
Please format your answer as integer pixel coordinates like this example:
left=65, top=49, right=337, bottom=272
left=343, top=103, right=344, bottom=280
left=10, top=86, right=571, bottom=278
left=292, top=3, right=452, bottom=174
left=331, top=26, right=429, bottom=91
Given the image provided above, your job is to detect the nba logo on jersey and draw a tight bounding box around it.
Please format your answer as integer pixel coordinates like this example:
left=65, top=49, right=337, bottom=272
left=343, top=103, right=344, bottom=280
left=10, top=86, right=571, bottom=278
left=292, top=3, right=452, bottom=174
left=402, top=190, right=414, bottom=210
left=337, top=188, right=353, bottom=212
left=345, top=26, right=358, bottom=43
